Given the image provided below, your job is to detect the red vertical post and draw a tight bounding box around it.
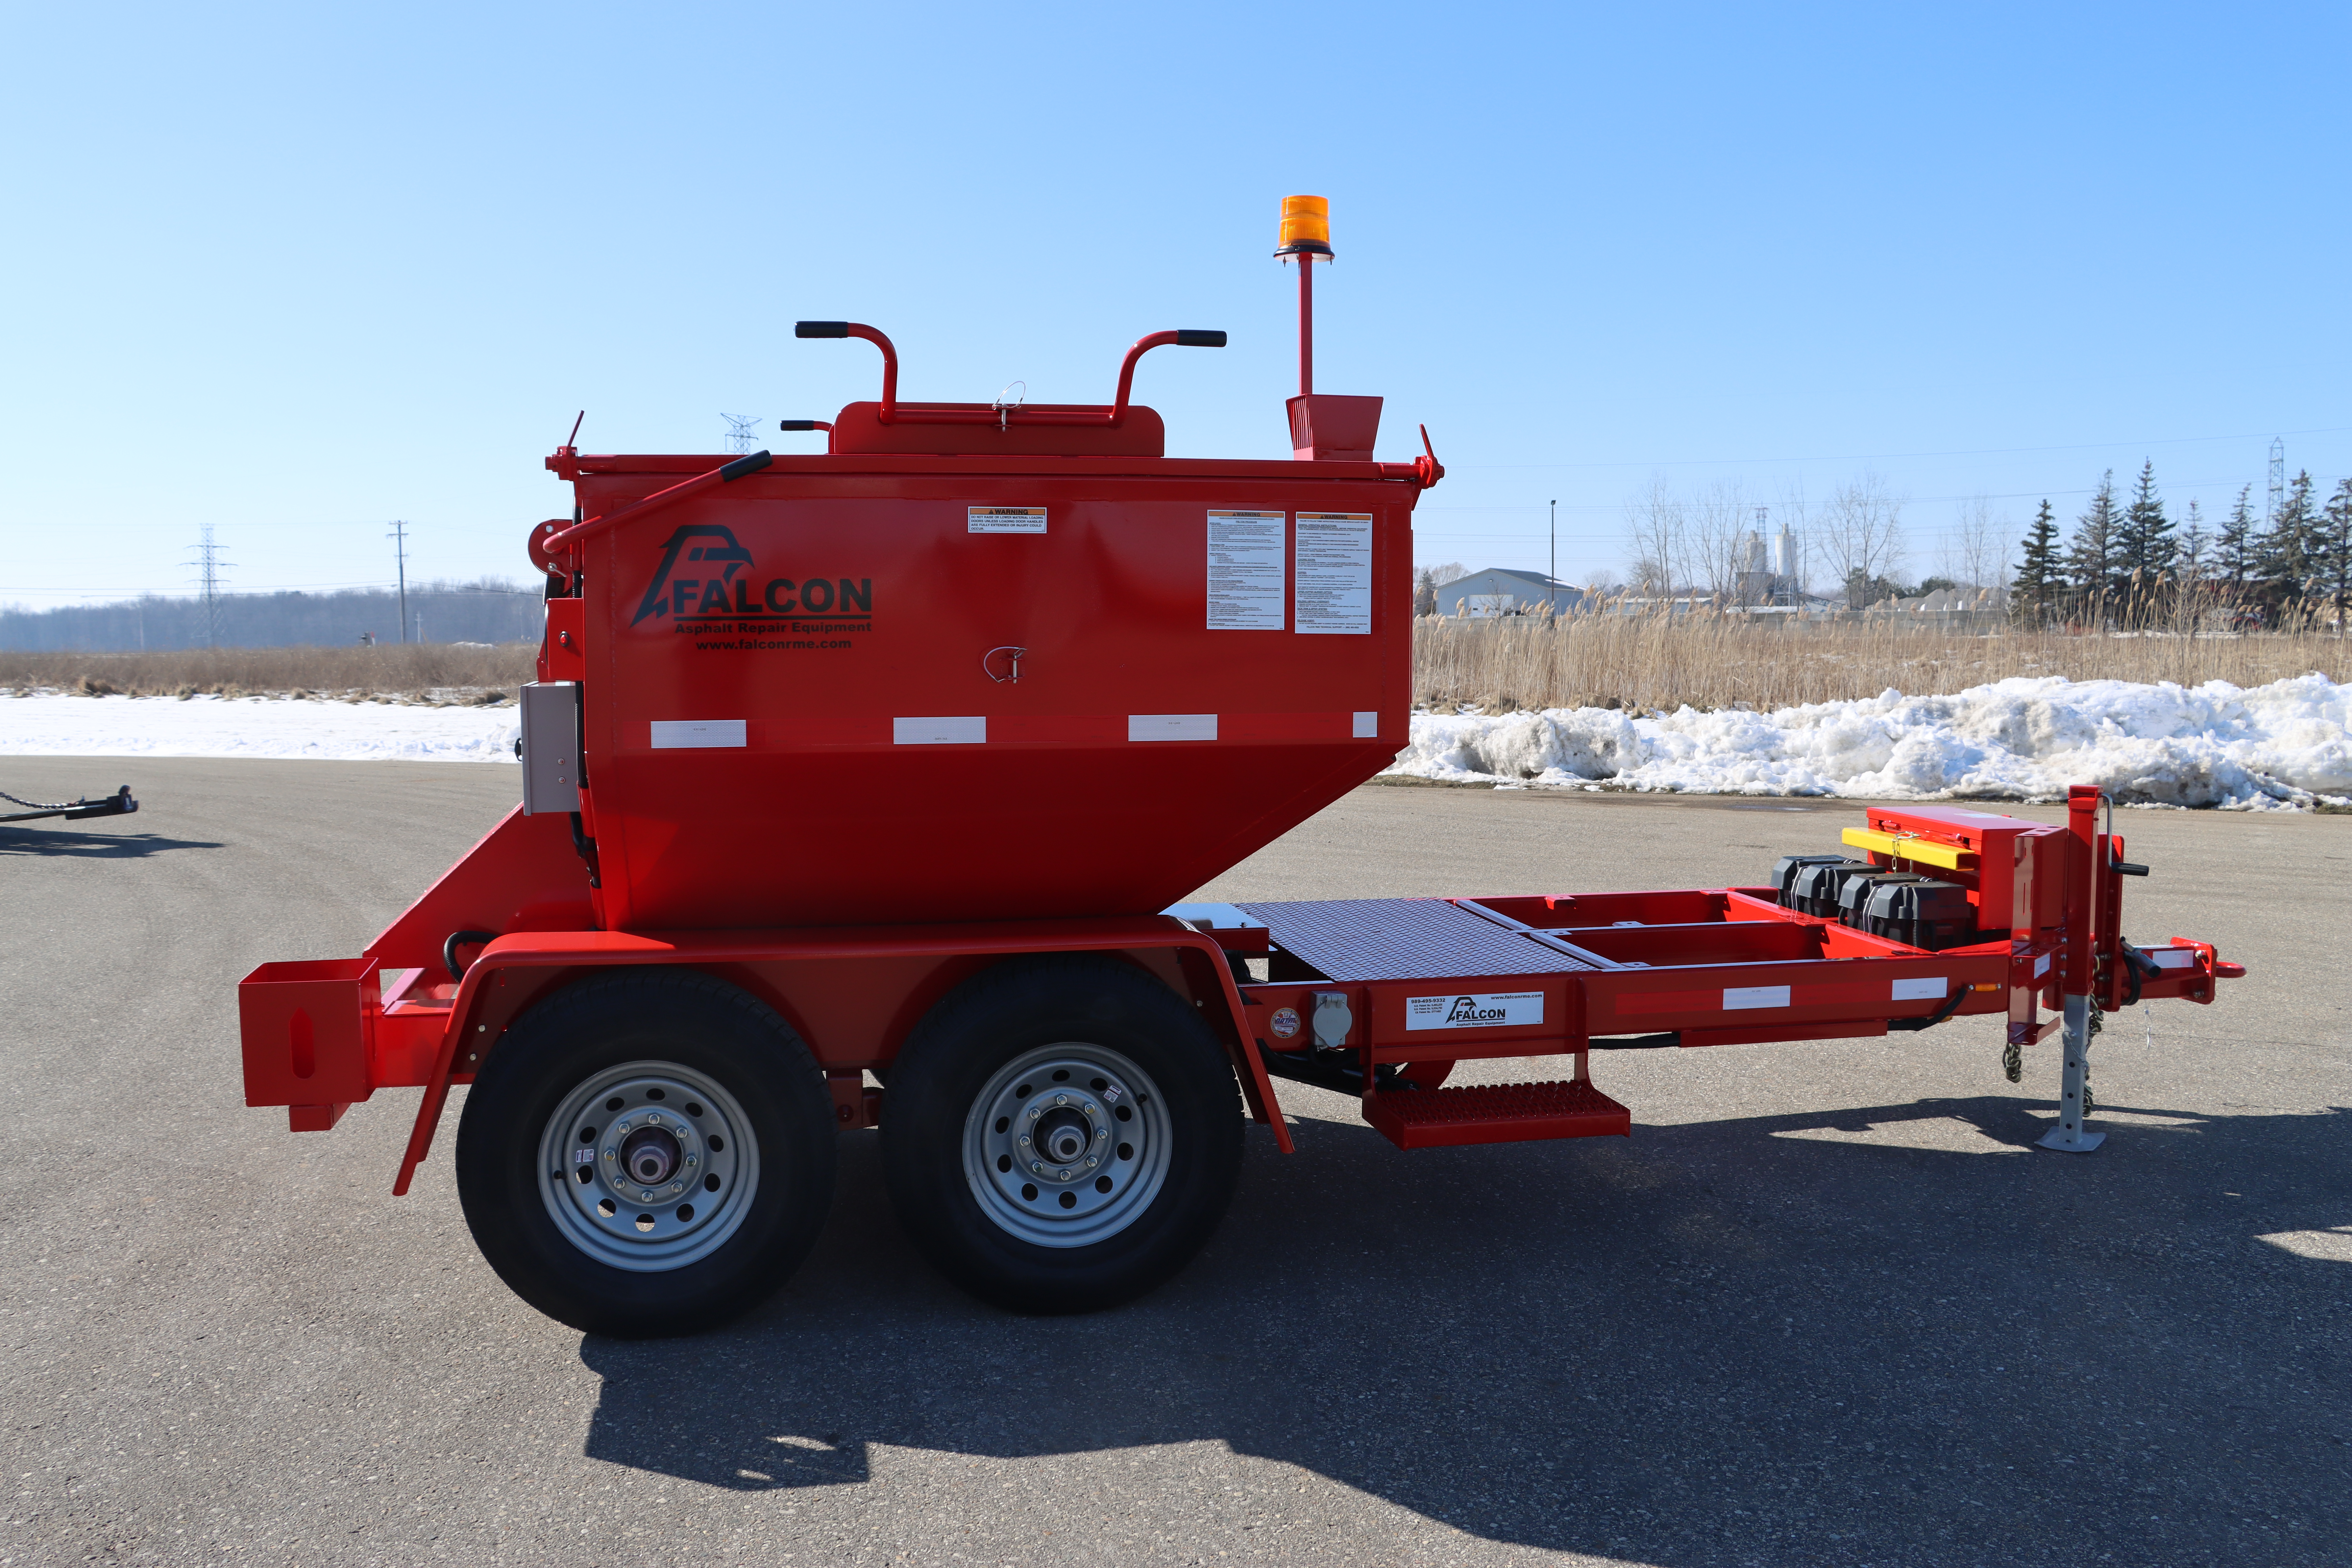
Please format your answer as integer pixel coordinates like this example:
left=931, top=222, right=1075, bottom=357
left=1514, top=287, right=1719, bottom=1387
left=1298, top=257, right=1315, bottom=397
left=2062, top=784, right=2101, bottom=994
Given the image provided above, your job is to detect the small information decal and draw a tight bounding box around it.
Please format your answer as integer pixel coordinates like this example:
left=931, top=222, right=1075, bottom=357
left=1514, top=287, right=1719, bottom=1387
left=893, top=716, right=986, bottom=745
left=1206, top=510, right=1286, bottom=630
left=1891, top=977, right=1947, bottom=1002
left=1129, top=713, right=1217, bottom=742
left=1723, top=985, right=1791, bottom=1010
left=650, top=719, right=746, bottom=749
left=1405, top=991, right=1545, bottom=1031
left=1351, top=711, right=1379, bottom=738
left=1294, top=512, right=1373, bottom=634
left=969, top=506, right=1047, bottom=534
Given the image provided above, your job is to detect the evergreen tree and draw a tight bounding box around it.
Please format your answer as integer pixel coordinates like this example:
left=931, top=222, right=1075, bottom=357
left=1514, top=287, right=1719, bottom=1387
left=2065, top=470, right=2122, bottom=610
left=2115, top=459, right=2176, bottom=593
left=2014, top=499, right=2062, bottom=624
left=2320, top=479, right=2352, bottom=636
left=2258, top=469, right=2319, bottom=612
left=2177, top=498, right=2207, bottom=579
left=2214, top=484, right=2258, bottom=596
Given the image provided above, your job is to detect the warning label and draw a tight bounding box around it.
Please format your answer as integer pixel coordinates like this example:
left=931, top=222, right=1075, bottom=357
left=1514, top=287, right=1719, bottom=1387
left=1206, top=510, right=1286, bottom=630
left=969, top=507, right=1047, bottom=534
left=1294, top=512, right=1372, bottom=634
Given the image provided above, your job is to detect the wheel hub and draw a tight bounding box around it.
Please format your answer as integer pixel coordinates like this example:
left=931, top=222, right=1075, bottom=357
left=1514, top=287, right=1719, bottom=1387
left=963, top=1044, right=1173, bottom=1249
left=538, top=1063, right=759, bottom=1273
left=620, top=1123, right=683, bottom=1185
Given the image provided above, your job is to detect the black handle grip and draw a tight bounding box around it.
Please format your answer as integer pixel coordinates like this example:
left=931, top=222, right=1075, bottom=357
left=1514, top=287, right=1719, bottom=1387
left=1174, top=329, right=1228, bottom=348
left=777, top=419, right=823, bottom=431
left=795, top=321, right=850, bottom=338
left=718, top=451, right=773, bottom=481
left=2112, top=859, right=2150, bottom=877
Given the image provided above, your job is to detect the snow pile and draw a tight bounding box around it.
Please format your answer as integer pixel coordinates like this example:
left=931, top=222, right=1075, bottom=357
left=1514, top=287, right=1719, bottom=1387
left=1390, top=674, right=2352, bottom=810
left=0, top=692, right=520, bottom=764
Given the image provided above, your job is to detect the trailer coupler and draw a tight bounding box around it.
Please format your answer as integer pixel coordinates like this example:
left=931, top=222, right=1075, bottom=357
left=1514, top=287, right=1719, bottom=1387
left=0, top=784, right=137, bottom=824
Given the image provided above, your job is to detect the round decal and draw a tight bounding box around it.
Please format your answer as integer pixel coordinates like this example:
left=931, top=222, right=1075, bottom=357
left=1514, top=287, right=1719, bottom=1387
left=1269, top=1007, right=1301, bottom=1040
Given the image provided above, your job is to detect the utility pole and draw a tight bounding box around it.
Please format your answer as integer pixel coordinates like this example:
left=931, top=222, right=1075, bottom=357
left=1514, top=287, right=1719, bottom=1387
left=2268, top=438, right=2285, bottom=526
left=1549, top=500, right=1558, bottom=614
left=389, top=520, right=410, bottom=643
left=721, top=413, right=762, bottom=456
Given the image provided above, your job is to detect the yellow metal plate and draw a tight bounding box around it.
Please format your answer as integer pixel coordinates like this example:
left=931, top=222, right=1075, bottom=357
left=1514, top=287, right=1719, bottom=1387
left=1842, top=826, right=1977, bottom=871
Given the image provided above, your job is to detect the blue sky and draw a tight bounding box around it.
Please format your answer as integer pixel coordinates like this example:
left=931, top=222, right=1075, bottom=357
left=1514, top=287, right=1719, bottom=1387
left=3, top=2, right=2345, bottom=611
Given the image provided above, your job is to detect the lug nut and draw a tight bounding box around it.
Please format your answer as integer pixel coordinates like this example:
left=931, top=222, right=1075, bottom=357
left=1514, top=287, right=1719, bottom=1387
left=1057, top=1170, right=1070, bottom=1180
left=1018, top=1134, right=1030, bottom=1146
left=1086, top=1157, right=1098, bottom=1168
left=1030, top=1161, right=1043, bottom=1173
left=1055, top=1094, right=1068, bottom=1106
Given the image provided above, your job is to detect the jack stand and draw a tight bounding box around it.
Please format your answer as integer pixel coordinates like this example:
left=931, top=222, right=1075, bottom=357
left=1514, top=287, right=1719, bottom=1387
left=2037, top=994, right=2104, bottom=1152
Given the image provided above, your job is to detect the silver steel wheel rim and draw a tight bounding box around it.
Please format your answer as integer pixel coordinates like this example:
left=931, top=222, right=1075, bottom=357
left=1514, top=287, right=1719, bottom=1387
left=963, top=1042, right=1172, bottom=1249
left=538, top=1059, right=759, bottom=1273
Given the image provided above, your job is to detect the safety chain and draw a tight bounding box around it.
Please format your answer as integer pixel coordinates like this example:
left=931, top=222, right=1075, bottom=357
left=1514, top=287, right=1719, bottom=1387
left=0, top=788, right=74, bottom=811
left=2002, top=1033, right=2022, bottom=1084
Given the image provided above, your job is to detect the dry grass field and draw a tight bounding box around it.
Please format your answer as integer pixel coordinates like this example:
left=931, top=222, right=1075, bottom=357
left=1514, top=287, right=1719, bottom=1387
left=4, top=622, right=2345, bottom=715
left=1415, top=615, right=2351, bottom=713
left=0, top=642, right=538, bottom=701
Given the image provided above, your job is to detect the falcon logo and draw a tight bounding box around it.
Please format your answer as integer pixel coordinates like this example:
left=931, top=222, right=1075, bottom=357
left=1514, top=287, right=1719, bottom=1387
left=630, top=524, right=871, bottom=627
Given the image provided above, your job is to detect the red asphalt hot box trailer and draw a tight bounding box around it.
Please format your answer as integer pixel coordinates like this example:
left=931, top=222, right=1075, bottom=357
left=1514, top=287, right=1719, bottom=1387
left=238, top=198, right=2245, bottom=1337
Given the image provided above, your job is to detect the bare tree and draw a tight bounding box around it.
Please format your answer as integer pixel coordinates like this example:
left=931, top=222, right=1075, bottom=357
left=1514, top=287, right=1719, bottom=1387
left=1818, top=471, right=1907, bottom=605
left=1686, top=479, right=1761, bottom=604
left=1942, top=495, right=2011, bottom=589
left=1425, top=562, right=1470, bottom=586
left=1624, top=475, right=1688, bottom=595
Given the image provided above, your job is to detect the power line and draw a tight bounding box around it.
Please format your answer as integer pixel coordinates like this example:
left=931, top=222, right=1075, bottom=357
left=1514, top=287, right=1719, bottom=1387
left=1447, top=423, right=2352, bottom=473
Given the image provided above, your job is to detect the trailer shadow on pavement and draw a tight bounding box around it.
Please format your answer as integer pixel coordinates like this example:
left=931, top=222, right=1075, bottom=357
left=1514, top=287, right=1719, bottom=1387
left=571, top=1090, right=2351, bottom=1562
left=0, top=825, right=223, bottom=858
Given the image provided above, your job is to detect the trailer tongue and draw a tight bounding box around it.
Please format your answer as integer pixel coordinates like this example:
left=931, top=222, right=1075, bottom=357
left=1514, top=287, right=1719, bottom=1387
left=235, top=198, right=2245, bottom=1337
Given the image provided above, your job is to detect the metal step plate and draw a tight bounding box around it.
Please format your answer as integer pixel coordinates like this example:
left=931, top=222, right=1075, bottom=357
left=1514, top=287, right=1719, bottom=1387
left=1363, top=1079, right=1632, bottom=1150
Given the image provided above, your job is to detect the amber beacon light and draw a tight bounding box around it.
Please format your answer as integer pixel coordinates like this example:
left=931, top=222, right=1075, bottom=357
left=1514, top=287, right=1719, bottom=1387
left=1275, top=194, right=1333, bottom=258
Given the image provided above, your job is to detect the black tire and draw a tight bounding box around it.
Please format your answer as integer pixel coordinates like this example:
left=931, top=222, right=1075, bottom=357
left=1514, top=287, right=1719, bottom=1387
left=879, top=955, right=1244, bottom=1313
left=455, top=970, right=836, bottom=1338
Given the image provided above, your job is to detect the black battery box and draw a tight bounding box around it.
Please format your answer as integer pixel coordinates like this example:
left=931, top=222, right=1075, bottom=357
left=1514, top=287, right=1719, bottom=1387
left=1861, top=878, right=1977, bottom=951
left=1770, top=853, right=1854, bottom=908
left=1791, top=859, right=1873, bottom=919
left=1840, top=871, right=1924, bottom=927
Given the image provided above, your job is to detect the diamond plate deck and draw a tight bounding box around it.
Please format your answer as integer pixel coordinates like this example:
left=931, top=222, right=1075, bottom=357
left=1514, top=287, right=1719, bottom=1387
left=1236, top=898, right=1600, bottom=982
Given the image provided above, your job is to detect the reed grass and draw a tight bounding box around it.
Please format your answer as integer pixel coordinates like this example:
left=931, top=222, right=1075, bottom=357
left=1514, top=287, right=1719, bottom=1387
left=1414, top=613, right=2349, bottom=714
left=0, top=643, right=539, bottom=701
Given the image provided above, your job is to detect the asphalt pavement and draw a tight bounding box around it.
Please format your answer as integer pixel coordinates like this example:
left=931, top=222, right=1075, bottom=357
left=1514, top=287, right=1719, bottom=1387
left=2, top=757, right=2347, bottom=1566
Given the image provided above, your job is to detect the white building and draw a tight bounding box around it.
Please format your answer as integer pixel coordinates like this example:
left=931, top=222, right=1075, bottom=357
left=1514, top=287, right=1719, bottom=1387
left=1430, top=568, right=1585, bottom=617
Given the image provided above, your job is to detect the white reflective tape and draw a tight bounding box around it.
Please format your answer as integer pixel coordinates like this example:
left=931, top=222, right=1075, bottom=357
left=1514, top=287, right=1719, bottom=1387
left=1892, top=977, right=1947, bottom=1002
left=1129, top=713, right=1217, bottom=742
left=1352, top=711, right=1378, bottom=738
left=1723, top=985, right=1791, bottom=1010
left=893, top=716, right=986, bottom=745
left=650, top=719, right=746, bottom=749
left=2149, top=947, right=2198, bottom=970
left=2033, top=953, right=2052, bottom=978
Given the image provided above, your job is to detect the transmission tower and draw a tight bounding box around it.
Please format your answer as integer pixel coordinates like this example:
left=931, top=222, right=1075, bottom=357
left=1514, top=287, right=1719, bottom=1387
left=2267, top=437, right=2285, bottom=525
left=388, top=520, right=411, bottom=644
left=721, top=413, right=761, bottom=456
left=183, top=523, right=234, bottom=648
